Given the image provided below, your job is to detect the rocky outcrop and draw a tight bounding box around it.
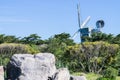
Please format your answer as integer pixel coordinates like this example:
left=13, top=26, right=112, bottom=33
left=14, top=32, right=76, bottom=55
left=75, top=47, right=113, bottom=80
left=6, top=53, right=87, bottom=80
left=7, top=53, right=56, bottom=80
left=53, top=68, right=70, bottom=80
left=0, top=66, right=4, bottom=80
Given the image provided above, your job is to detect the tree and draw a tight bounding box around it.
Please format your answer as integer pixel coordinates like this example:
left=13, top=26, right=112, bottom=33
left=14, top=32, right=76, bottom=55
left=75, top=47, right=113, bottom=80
left=46, top=33, right=75, bottom=54
left=0, top=34, right=5, bottom=43
left=4, top=35, right=19, bottom=43
left=83, top=32, right=114, bottom=43
left=0, top=34, right=20, bottom=43
left=112, top=34, right=120, bottom=45
left=54, top=32, right=75, bottom=46
left=20, top=34, right=44, bottom=45
left=45, top=33, right=75, bottom=68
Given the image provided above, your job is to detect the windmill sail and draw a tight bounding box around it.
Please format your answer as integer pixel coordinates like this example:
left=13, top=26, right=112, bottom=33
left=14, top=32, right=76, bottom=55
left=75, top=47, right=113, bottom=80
left=72, top=29, right=80, bottom=39
left=77, top=4, right=81, bottom=28
left=80, top=16, right=91, bottom=28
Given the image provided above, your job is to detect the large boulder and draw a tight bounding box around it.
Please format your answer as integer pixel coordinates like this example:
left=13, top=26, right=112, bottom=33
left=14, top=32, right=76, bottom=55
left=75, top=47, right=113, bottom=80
left=0, top=66, right=4, bottom=80
left=53, top=68, right=70, bottom=80
left=7, top=53, right=56, bottom=80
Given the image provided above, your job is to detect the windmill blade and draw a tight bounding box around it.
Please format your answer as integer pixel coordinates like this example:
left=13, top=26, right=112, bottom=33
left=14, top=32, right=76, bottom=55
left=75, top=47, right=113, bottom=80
left=77, top=4, right=81, bottom=28
left=71, top=29, right=80, bottom=39
left=80, top=16, right=91, bottom=28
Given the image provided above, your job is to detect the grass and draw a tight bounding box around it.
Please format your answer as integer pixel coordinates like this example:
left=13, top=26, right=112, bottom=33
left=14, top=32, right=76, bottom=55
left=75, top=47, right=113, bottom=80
left=72, top=72, right=120, bottom=80
left=116, top=76, right=120, bottom=80
left=86, top=73, right=101, bottom=80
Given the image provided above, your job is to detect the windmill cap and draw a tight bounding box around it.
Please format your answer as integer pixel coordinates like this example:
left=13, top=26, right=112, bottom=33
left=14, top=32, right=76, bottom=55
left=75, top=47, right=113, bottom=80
left=96, top=20, right=105, bottom=28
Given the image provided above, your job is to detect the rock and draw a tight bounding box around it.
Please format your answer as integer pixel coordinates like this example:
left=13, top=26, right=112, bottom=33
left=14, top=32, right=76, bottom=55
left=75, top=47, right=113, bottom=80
left=6, top=53, right=87, bottom=80
left=0, top=66, right=4, bottom=80
left=70, top=75, right=87, bottom=80
left=7, top=53, right=56, bottom=80
left=53, top=68, right=70, bottom=80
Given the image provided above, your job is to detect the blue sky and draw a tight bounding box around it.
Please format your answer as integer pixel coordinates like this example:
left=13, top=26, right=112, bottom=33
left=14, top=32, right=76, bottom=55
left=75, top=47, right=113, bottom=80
left=0, top=0, right=120, bottom=42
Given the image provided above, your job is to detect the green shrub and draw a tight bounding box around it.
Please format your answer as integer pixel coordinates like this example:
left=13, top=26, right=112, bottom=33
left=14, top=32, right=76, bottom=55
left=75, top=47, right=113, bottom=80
left=64, top=41, right=119, bottom=73
left=26, top=44, right=40, bottom=54
left=0, top=43, right=40, bottom=66
left=97, top=67, right=118, bottom=80
left=103, top=67, right=118, bottom=80
left=96, top=77, right=110, bottom=80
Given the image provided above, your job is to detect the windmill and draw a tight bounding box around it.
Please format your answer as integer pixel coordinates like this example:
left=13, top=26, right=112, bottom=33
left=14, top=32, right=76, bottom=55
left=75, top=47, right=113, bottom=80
left=72, top=4, right=105, bottom=42
left=72, top=4, right=91, bottom=42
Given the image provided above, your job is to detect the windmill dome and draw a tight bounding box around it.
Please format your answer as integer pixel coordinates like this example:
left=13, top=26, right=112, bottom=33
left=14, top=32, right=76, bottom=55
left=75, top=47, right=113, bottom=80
left=96, top=20, right=105, bottom=28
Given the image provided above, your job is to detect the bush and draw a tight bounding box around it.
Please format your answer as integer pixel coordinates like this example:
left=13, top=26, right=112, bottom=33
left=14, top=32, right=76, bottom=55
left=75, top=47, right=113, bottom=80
left=26, top=44, right=40, bottom=54
left=63, top=41, right=119, bottom=73
left=103, top=67, right=118, bottom=80
left=97, top=67, right=118, bottom=80
left=96, top=77, right=110, bottom=80
left=0, top=43, right=40, bottom=66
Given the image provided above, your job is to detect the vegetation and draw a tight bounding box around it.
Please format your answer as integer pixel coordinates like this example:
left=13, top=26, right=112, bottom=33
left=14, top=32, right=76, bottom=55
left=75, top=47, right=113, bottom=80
left=72, top=72, right=101, bottom=80
left=1, top=32, right=120, bottom=79
left=72, top=72, right=120, bottom=80
left=97, top=67, right=118, bottom=80
left=0, top=43, right=40, bottom=66
left=64, top=41, right=119, bottom=73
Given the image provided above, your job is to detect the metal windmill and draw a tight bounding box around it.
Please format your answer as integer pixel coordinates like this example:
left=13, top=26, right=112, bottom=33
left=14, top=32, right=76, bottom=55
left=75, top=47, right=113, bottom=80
left=72, top=4, right=91, bottom=42
left=72, top=4, right=105, bottom=42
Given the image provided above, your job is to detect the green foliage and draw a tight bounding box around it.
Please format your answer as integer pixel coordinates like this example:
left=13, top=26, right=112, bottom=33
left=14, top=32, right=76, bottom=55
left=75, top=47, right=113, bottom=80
left=83, top=32, right=114, bottom=43
left=0, top=34, right=19, bottom=43
left=55, top=59, right=67, bottom=69
left=64, top=41, right=119, bottom=73
left=46, top=37, right=68, bottom=68
left=54, top=32, right=75, bottom=46
left=96, top=77, right=110, bottom=80
left=20, top=34, right=44, bottom=45
left=97, top=67, right=118, bottom=80
left=0, top=43, right=40, bottom=66
left=37, top=44, right=48, bottom=53
left=72, top=72, right=101, bottom=80
left=72, top=72, right=120, bottom=80
left=86, top=73, right=101, bottom=80
left=26, top=44, right=40, bottom=54
left=46, top=32, right=75, bottom=56
left=112, top=34, right=120, bottom=45
left=102, top=67, right=118, bottom=80
left=115, top=52, right=120, bottom=76
left=45, top=33, right=75, bottom=68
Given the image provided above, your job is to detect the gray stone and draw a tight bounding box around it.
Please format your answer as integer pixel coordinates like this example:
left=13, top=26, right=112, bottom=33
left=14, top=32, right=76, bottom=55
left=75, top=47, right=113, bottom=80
left=0, top=66, right=4, bottom=80
left=53, top=68, right=70, bottom=80
left=70, top=75, right=87, bottom=80
left=7, top=53, right=56, bottom=80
